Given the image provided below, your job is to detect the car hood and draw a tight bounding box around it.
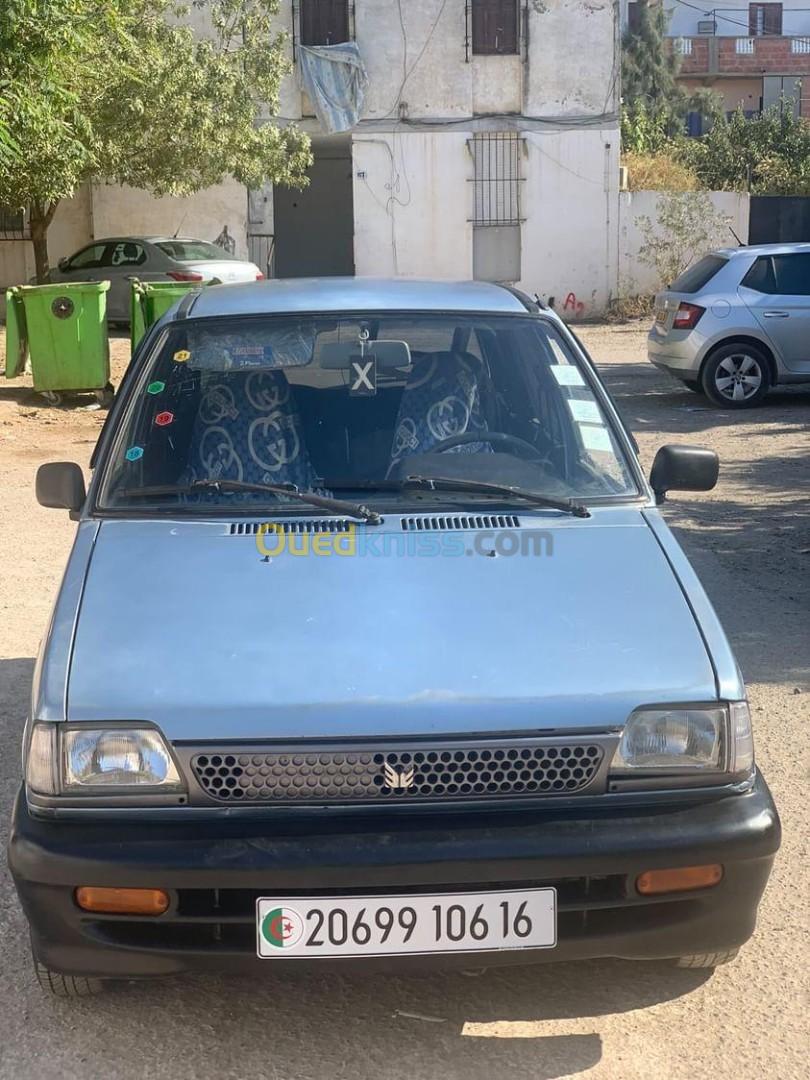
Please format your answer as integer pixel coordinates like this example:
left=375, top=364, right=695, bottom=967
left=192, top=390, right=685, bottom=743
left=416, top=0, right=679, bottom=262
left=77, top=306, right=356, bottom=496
left=67, top=513, right=718, bottom=740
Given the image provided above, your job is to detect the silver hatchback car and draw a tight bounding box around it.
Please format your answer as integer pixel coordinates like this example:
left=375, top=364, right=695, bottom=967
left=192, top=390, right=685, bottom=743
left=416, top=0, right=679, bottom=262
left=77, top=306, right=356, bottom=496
left=648, top=243, right=810, bottom=407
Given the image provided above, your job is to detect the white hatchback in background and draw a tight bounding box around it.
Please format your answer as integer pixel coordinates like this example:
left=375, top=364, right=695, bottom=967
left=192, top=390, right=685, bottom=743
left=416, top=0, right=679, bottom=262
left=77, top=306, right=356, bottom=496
left=648, top=243, right=810, bottom=407
left=47, top=236, right=264, bottom=323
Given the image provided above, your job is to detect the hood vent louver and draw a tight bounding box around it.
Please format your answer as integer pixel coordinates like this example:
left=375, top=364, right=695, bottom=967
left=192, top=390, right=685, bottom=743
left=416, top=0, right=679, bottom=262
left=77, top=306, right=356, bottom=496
left=229, top=519, right=355, bottom=536
left=401, top=514, right=520, bottom=532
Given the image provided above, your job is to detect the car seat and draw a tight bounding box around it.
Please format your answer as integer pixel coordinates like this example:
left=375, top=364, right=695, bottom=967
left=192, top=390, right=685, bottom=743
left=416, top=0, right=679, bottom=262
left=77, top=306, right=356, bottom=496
left=186, top=369, right=317, bottom=491
left=389, top=351, right=491, bottom=469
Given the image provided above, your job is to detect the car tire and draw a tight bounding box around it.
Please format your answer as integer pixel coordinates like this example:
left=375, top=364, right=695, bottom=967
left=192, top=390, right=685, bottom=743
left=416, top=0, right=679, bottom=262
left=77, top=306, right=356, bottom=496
left=701, top=344, right=770, bottom=408
left=34, top=956, right=107, bottom=997
left=675, top=949, right=740, bottom=969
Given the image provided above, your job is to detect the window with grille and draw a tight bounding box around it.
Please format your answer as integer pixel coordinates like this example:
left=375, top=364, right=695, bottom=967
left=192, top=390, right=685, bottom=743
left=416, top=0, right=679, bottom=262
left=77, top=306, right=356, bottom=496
left=472, top=132, right=523, bottom=226
left=749, top=3, right=782, bottom=35
left=300, top=0, right=350, bottom=46
left=0, top=206, right=27, bottom=239
left=471, top=0, right=520, bottom=55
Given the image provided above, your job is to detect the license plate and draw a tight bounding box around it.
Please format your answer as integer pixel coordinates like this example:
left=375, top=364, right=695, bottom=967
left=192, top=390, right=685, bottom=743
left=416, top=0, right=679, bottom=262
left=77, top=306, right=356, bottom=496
left=256, top=888, right=556, bottom=959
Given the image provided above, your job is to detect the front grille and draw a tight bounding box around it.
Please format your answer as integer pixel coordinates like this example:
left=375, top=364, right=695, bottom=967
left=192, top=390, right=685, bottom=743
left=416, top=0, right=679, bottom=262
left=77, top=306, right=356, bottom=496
left=190, top=740, right=606, bottom=804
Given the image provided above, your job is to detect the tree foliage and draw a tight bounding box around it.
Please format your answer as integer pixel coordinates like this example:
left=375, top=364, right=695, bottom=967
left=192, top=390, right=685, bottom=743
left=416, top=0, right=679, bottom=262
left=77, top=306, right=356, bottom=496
left=622, top=1, right=720, bottom=141
left=0, top=0, right=311, bottom=280
left=678, top=107, right=810, bottom=195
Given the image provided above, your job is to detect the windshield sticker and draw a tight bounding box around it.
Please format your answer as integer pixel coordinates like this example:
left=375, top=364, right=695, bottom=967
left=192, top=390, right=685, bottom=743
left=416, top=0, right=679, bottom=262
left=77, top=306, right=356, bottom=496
left=125, top=445, right=144, bottom=462
left=154, top=411, right=174, bottom=427
left=349, top=355, right=377, bottom=396
left=146, top=380, right=165, bottom=395
left=580, top=424, right=612, bottom=453
left=567, top=398, right=601, bottom=424
left=550, top=364, right=585, bottom=387
left=173, top=349, right=191, bottom=364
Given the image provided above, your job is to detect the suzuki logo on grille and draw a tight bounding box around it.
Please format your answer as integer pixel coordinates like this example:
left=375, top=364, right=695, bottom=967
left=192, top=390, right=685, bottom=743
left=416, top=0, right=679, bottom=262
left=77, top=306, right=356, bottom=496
left=382, top=761, right=415, bottom=791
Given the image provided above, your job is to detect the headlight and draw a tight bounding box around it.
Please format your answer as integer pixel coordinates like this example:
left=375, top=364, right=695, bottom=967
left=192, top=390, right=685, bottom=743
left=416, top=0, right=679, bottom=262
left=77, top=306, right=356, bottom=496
left=24, top=724, right=183, bottom=795
left=611, top=703, right=754, bottom=774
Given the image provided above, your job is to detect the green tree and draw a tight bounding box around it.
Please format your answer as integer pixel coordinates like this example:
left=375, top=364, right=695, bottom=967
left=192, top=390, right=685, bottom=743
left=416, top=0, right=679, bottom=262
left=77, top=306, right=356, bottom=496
left=621, top=1, right=719, bottom=140
left=637, top=192, right=732, bottom=288
left=678, top=106, right=810, bottom=194
left=0, top=0, right=310, bottom=281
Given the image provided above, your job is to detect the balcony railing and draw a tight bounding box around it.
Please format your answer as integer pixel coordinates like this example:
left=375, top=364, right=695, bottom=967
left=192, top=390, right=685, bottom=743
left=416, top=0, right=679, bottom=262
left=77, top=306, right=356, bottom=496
left=672, top=34, right=810, bottom=74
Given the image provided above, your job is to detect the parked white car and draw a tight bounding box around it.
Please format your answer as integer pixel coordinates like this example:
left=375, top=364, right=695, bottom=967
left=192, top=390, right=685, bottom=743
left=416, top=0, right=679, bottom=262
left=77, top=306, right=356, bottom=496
left=46, top=236, right=264, bottom=322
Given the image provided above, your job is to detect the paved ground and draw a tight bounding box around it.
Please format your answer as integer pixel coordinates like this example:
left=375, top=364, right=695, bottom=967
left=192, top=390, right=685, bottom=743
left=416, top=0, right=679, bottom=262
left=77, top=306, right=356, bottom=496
left=0, top=323, right=807, bottom=1080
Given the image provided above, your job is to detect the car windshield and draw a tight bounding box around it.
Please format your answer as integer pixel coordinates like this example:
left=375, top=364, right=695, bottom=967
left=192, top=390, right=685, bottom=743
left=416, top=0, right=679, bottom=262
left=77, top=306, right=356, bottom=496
left=99, top=313, right=638, bottom=512
left=156, top=240, right=236, bottom=262
left=669, top=254, right=727, bottom=293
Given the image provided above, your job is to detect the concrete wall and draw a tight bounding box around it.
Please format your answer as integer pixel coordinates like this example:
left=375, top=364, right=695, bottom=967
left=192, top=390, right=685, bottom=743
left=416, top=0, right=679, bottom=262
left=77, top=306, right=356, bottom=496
left=521, top=130, right=619, bottom=317
left=617, top=189, right=750, bottom=297
left=352, top=131, right=473, bottom=279
left=0, top=185, right=92, bottom=290
left=91, top=180, right=248, bottom=258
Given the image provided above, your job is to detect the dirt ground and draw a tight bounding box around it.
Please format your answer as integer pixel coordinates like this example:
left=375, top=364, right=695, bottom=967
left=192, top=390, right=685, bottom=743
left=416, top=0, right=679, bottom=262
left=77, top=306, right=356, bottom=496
left=0, top=322, right=807, bottom=1080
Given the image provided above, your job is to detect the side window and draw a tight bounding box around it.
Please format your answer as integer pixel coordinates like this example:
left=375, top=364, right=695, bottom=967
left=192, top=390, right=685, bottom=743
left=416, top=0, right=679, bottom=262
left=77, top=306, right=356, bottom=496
left=300, top=0, right=349, bottom=46
left=67, top=243, right=108, bottom=271
left=472, top=0, right=520, bottom=56
left=741, top=256, right=777, bottom=294
left=772, top=254, right=810, bottom=296
left=109, top=241, right=147, bottom=268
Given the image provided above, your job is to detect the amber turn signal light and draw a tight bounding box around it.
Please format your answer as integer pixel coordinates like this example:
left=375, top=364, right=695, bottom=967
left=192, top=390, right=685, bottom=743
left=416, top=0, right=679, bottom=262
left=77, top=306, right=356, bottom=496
left=75, top=887, right=170, bottom=915
left=636, top=864, right=723, bottom=896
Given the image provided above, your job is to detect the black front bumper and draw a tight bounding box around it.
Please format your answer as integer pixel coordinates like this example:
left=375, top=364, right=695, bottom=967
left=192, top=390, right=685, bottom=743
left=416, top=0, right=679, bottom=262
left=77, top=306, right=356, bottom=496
left=8, top=774, right=780, bottom=978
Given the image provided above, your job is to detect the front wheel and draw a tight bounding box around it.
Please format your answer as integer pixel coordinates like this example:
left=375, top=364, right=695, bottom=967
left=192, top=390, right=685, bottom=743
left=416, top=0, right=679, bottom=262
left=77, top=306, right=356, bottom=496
left=675, top=948, right=740, bottom=969
left=33, top=957, right=107, bottom=998
left=702, top=345, right=770, bottom=408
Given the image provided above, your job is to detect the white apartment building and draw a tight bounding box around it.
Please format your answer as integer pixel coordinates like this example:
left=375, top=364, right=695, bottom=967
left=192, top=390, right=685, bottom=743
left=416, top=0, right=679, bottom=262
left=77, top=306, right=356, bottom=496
left=1, top=2, right=621, bottom=317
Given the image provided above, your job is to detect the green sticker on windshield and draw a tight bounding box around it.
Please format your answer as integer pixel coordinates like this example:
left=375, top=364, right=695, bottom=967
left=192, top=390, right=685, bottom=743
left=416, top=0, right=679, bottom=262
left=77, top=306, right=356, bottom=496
left=147, top=380, right=165, bottom=395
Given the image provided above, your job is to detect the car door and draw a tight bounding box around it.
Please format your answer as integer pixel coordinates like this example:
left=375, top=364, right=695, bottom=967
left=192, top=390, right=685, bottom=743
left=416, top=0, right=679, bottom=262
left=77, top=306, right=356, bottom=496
left=55, top=242, right=110, bottom=284
left=104, top=241, right=149, bottom=320
left=739, top=252, right=810, bottom=373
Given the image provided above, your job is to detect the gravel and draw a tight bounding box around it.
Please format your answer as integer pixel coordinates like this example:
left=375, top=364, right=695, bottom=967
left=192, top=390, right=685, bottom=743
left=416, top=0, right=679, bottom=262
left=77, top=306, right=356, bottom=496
left=0, top=322, right=807, bottom=1080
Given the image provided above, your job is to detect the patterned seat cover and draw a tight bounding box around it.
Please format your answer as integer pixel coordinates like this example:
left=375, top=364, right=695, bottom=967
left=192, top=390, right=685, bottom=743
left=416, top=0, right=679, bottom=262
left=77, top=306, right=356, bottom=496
left=187, top=369, right=316, bottom=490
left=389, top=351, right=491, bottom=469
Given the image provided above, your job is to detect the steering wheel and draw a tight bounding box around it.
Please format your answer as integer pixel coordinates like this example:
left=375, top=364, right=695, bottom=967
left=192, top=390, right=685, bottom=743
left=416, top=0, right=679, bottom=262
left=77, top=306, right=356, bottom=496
left=431, top=431, right=544, bottom=460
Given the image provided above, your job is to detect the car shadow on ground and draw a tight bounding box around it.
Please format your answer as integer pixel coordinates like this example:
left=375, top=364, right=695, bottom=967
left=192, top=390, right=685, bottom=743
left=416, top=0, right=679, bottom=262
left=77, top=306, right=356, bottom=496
left=0, top=656, right=710, bottom=1080
left=600, top=361, right=810, bottom=438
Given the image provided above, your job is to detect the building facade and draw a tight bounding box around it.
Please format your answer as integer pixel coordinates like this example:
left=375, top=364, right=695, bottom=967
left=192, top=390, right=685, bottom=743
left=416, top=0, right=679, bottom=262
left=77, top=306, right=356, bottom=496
left=624, top=1, right=810, bottom=124
left=1, top=1, right=621, bottom=318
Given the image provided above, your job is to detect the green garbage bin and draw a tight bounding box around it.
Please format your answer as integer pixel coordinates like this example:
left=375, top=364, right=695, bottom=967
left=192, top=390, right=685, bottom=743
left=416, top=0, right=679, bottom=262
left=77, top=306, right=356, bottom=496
left=4, top=281, right=111, bottom=404
left=130, top=280, right=203, bottom=352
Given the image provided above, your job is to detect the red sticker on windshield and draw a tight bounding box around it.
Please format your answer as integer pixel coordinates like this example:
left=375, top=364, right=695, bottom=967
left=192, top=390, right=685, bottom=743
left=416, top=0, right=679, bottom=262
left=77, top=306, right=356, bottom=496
left=155, top=411, right=174, bottom=427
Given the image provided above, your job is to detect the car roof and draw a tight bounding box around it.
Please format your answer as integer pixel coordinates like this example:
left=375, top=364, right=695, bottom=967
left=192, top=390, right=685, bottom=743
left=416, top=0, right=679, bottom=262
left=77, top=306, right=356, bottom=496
left=180, top=278, right=531, bottom=319
left=715, top=242, right=810, bottom=257
left=82, top=236, right=212, bottom=245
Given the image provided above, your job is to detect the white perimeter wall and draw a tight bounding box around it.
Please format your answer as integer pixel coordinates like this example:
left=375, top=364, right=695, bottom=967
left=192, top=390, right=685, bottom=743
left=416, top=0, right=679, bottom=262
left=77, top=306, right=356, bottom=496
left=618, top=190, right=750, bottom=296
left=352, top=132, right=473, bottom=279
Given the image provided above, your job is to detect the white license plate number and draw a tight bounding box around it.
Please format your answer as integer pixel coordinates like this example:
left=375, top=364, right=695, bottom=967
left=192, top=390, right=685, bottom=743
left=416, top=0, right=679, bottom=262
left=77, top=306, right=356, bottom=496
left=256, top=888, right=556, bottom=959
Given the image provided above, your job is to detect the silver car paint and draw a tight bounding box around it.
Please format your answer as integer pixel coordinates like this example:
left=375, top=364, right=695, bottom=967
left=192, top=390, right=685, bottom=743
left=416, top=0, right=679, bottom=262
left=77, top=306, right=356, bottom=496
left=29, top=280, right=744, bottom=757
left=648, top=243, right=810, bottom=385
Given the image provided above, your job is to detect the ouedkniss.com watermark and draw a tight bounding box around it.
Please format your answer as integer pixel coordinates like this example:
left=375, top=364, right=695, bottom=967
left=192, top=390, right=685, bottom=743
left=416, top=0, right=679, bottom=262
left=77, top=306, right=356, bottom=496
left=256, top=523, right=554, bottom=559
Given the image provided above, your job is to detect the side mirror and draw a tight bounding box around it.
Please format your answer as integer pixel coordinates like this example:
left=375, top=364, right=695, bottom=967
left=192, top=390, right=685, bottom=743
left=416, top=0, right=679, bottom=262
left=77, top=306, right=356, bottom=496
left=57, top=257, right=69, bottom=271
left=36, top=462, right=86, bottom=518
left=649, top=445, right=718, bottom=504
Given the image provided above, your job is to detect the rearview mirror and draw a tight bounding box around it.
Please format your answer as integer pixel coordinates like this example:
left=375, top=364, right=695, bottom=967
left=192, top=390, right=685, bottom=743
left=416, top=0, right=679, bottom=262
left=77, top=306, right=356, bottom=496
left=36, top=462, right=86, bottom=518
left=57, top=257, right=69, bottom=271
left=649, top=445, right=719, bottom=504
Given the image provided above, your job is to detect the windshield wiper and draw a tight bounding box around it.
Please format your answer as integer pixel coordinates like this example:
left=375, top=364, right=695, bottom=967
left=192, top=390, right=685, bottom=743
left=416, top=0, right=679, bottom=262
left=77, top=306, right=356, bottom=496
left=399, top=475, right=591, bottom=518
left=115, top=479, right=382, bottom=524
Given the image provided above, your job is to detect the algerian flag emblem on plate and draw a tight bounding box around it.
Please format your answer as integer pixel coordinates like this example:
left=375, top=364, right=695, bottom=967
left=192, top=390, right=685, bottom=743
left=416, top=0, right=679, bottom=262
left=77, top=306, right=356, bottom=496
left=260, top=906, right=305, bottom=950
